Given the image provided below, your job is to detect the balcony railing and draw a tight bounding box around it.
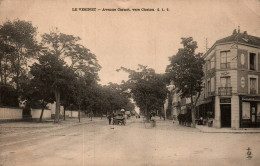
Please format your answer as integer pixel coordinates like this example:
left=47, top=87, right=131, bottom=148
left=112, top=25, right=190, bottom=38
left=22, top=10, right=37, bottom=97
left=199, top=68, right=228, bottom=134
left=250, top=89, right=257, bottom=95
left=250, top=64, right=256, bottom=70
left=218, top=87, right=232, bottom=96
left=220, top=62, right=231, bottom=69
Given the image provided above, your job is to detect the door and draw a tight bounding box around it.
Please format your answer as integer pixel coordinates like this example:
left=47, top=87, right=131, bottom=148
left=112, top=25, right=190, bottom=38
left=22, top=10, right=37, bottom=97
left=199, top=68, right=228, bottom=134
left=250, top=102, right=257, bottom=127
left=221, top=104, right=231, bottom=127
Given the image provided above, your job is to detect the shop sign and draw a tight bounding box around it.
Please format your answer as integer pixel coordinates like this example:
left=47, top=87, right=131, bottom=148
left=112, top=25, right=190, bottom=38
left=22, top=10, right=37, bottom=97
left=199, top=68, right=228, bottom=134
left=220, top=98, right=231, bottom=103
left=242, top=97, right=260, bottom=102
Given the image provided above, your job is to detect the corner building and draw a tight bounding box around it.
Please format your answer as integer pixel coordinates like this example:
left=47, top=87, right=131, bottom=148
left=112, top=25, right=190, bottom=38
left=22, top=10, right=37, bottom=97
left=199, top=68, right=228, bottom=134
left=199, top=30, right=260, bottom=129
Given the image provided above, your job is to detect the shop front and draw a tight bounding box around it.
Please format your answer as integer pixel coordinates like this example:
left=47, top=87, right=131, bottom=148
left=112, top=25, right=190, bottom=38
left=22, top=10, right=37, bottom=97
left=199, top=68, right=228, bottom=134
left=196, top=97, right=215, bottom=120
left=240, top=96, right=260, bottom=128
left=220, top=98, right=231, bottom=128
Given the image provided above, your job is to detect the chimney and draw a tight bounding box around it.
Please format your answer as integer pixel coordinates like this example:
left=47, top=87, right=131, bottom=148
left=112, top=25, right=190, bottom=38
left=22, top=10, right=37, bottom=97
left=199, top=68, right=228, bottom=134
left=243, top=31, right=248, bottom=39
left=233, top=29, right=237, bottom=35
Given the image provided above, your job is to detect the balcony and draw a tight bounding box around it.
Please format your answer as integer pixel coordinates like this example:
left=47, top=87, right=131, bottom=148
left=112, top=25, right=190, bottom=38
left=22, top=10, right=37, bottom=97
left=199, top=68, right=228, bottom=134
left=250, top=64, right=256, bottom=70
left=220, top=62, right=231, bottom=69
left=250, top=89, right=257, bottom=95
left=218, top=87, right=232, bottom=96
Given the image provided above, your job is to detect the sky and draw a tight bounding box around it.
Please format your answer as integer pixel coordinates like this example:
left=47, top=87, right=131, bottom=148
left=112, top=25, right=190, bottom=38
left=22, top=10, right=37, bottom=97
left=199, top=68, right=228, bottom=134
left=0, top=0, right=260, bottom=85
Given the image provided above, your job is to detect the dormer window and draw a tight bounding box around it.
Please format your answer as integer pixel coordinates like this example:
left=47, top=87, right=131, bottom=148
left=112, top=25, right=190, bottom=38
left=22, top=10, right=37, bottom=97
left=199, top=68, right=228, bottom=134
left=220, top=51, right=231, bottom=69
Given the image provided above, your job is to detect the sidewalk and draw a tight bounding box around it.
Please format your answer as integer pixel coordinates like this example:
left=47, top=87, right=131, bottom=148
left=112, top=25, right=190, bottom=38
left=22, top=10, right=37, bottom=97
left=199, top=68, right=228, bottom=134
left=144, top=117, right=260, bottom=133
left=0, top=117, right=103, bottom=137
left=196, top=124, right=260, bottom=133
left=137, top=116, right=200, bottom=132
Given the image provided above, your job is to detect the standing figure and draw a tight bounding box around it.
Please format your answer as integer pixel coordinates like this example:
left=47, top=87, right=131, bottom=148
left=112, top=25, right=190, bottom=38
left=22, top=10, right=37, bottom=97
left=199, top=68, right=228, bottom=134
left=107, top=114, right=112, bottom=125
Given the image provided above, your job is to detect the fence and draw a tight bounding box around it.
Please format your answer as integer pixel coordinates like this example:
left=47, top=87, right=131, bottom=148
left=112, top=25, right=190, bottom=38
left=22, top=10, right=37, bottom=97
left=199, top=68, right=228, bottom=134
left=0, top=107, right=52, bottom=121
left=0, top=107, right=23, bottom=120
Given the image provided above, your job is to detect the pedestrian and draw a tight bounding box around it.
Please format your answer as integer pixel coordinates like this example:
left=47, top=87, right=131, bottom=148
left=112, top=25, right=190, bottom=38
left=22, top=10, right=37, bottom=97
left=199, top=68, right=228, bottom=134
left=107, top=114, right=112, bottom=125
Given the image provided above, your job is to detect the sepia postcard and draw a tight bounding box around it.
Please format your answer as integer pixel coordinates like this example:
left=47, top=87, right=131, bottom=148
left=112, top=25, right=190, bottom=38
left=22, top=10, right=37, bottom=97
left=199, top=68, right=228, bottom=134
left=0, top=0, right=260, bottom=166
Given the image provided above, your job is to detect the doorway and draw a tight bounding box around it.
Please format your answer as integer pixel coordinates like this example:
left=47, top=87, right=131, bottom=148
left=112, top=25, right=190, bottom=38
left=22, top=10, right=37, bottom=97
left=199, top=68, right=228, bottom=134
left=221, top=104, right=231, bottom=127
left=250, top=102, right=257, bottom=127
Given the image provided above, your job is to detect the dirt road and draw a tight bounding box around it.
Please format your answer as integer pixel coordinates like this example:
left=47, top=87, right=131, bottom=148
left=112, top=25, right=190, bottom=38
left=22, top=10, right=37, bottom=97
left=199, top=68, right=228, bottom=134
left=0, top=117, right=259, bottom=166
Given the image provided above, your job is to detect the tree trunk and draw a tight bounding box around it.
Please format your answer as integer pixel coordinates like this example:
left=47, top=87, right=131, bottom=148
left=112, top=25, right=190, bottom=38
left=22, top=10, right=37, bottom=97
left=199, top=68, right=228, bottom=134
left=191, top=106, right=196, bottom=128
left=4, top=58, right=7, bottom=84
left=39, top=104, right=45, bottom=122
left=190, top=94, right=196, bottom=128
left=16, top=50, right=21, bottom=92
left=90, top=106, right=93, bottom=121
left=145, top=97, right=150, bottom=121
left=78, top=105, right=81, bottom=123
left=54, top=88, right=61, bottom=123
left=0, top=58, right=3, bottom=84
left=63, top=106, right=66, bottom=120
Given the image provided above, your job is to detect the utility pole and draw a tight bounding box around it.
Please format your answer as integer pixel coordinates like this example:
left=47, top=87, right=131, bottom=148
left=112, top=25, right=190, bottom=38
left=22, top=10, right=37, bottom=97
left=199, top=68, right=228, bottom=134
left=206, top=38, right=208, bottom=52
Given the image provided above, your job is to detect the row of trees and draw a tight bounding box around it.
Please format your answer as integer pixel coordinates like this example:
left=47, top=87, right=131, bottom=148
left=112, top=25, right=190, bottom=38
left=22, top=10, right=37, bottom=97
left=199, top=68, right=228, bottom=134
left=118, top=65, right=169, bottom=120
left=0, top=19, right=205, bottom=127
left=119, top=38, right=205, bottom=127
left=0, top=19, right=135, bottom=122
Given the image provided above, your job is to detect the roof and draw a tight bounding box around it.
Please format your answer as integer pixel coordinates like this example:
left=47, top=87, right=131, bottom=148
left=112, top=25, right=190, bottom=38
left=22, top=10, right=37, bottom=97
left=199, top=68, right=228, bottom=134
left=204, top=30, right=260, bottom=57
left=215, top=31, right=260, bottom=47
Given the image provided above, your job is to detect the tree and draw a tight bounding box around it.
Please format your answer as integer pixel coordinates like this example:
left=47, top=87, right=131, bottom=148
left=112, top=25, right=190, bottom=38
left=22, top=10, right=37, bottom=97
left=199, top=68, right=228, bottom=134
left=30, top=53, right=76, bottom=122
left=41, top=28, right=101, bottom=122
left=41, top=29, right=79, bottom=122
left=0, top=41, right=15, bottom=84
left=0, top=83, right=19, bottom=107
left=118, top=65, right=168, bottom=120
left=0, top=19, right=38, bottom=91
left=166, top=37, right=205, bottom=127
left=103, top=83, right=131, bottom=113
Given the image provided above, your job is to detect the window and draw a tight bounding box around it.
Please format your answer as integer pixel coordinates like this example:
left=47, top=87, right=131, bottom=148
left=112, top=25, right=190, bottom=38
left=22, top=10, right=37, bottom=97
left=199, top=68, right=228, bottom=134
left=219, top=76, right=231, bottom=96
left=249, top=53, right=256, bottom=70
left=220, top=51, right=231, bottom=69
left=220, top=76, right=231, bottom=87
left=211, top=57, right=215, bottom=69
left=250, top=78, right=257, bottom=94
left=206, top=61, right=210, bottom=71
left=207, top=80, right=210, bottom=92
left=211, top=77, right=215, bottom=92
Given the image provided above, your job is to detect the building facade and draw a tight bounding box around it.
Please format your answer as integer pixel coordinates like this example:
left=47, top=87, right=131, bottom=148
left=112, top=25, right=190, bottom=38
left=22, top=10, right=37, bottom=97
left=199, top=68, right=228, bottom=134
left=198, top=29, right=260, bottom=129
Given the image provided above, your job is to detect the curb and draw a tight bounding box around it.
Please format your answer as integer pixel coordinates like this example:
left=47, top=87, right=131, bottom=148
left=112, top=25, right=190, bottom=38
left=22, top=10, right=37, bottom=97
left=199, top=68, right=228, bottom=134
left=196, top=127, right=260, bottom=134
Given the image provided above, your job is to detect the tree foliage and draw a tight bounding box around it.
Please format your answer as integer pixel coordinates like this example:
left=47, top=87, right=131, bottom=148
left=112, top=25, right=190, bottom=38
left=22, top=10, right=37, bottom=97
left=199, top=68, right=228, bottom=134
left=166, top=37, right=205, bottom=127
left=119, top=65, right=168, bottom=120
left=29, top=53, right=76, bottom=121
left=40, top=28, right=101, bottom=122
left=0, top=19, right=38, bottom=91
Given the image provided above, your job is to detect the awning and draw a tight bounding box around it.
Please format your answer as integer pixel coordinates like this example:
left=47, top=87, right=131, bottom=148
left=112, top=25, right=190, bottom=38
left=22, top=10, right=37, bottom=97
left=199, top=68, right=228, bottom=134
left=197, top=98, right=213, bottom=106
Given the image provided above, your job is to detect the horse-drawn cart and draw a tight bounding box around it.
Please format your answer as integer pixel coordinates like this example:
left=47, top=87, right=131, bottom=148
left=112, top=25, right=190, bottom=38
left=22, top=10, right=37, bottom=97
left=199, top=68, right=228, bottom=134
left=113, top=113, right=126, bottom=125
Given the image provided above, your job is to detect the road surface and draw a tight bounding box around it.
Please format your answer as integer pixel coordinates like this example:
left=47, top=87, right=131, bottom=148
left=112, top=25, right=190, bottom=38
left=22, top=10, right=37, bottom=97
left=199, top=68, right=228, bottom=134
left=0, top=117, right=259, bottom=166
